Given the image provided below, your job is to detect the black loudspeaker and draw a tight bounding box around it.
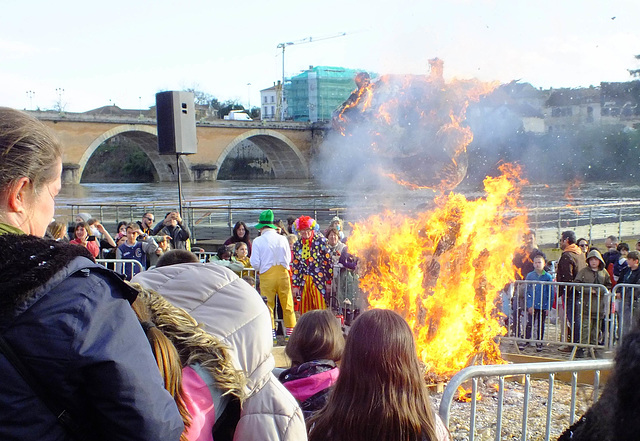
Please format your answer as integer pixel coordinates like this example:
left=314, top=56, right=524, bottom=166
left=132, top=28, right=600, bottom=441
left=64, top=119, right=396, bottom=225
left=156, top=91, right=197, bottom=155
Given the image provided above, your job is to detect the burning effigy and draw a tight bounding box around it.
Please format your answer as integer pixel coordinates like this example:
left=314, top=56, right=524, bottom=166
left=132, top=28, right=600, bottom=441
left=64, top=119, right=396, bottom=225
left=328, top=60, right=530, bottom=381
left=331, top=58, right=498, bottom=191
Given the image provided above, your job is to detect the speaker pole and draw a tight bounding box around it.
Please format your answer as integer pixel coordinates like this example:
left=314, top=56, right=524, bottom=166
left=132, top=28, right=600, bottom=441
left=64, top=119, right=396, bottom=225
left=176, top=153, right=183, bottom=218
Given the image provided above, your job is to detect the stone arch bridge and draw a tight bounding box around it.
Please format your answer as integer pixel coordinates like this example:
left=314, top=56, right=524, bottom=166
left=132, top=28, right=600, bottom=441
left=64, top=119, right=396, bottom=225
left=32, top=112, right=326, bottom=183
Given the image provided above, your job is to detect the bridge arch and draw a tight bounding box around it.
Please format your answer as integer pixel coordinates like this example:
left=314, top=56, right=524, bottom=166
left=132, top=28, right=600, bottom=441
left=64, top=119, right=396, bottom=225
left=214, top=129, right=308, bottom=179
left=78, top=124, right=193, bottom=182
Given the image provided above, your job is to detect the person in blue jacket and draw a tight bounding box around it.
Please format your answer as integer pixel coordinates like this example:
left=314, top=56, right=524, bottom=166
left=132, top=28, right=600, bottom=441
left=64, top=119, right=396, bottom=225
left=521, top=253, right=554, bottom=352
left=0, top=107, right=183, bottom=441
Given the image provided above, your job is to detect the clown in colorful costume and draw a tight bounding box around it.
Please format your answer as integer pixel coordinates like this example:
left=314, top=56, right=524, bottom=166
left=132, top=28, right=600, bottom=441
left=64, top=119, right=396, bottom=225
left=292, top=216, right=333, bottom=313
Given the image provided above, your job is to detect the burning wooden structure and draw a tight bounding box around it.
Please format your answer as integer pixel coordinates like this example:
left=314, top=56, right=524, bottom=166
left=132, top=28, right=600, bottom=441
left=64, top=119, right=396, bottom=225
left=333, top=60, right=530, bottom=384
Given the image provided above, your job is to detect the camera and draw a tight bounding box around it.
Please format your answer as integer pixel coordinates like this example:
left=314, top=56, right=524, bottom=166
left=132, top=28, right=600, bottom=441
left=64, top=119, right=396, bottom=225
left=87, top=235, right=96, bottom=241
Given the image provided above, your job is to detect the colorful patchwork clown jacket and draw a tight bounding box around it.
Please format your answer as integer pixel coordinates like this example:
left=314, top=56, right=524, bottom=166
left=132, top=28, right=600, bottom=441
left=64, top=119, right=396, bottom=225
left=291, top=234, right=333, bottom=290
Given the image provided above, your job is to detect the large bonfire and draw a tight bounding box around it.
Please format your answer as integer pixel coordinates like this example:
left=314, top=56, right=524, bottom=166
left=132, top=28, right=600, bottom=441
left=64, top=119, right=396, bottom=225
left=333, top=60, right=529, bottom=380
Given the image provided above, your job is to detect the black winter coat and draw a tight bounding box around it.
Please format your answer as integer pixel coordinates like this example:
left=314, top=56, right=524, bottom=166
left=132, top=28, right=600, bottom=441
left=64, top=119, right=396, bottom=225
left=0, top=234, right=183, bottom=441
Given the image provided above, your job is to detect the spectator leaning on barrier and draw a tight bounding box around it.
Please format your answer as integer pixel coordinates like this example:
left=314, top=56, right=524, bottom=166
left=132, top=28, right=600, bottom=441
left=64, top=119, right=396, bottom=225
left=520, top=253, right=553, bottom=352
left=511, top=230, right=539, bottom=339
left=574, top=249, right=612, bottom=346
left=116, top=222, right=158, bottom=280
left=69, top=221, right=100, bottom=258
left=153, top=211, right=191, bottom=250
left=619, top=250, right=640, bottom=335
left=138, top=212, right=156, bottom=236
left=603, top=235, right=620, bottom=286
left=614, top=242, right=630, bottom=283
left=557, top=230, right=587, bottom=352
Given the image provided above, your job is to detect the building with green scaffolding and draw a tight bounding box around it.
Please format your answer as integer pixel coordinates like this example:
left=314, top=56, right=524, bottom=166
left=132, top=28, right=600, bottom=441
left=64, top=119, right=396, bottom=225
left=285, top=66, right=369, bottom=122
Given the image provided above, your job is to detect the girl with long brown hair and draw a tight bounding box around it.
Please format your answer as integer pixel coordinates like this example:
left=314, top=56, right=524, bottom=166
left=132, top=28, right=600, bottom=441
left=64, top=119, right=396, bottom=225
left=308, top=309, right=450, bottom=441
left=279, top=309, right=344, bottom=420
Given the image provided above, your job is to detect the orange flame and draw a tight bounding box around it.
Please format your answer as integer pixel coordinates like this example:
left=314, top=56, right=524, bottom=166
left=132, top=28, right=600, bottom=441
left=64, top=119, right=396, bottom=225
left=564, top=178, right=583, bottom=214
left=348, top=164, right=529, bottom=379
left=456, top=386, right=482, bottom=402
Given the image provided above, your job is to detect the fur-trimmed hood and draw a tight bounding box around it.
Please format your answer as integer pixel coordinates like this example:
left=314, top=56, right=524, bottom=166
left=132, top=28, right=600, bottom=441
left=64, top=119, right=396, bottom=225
left=0, top=234, right=96, bottom=317
left=0, top=234, right=138, bottom=321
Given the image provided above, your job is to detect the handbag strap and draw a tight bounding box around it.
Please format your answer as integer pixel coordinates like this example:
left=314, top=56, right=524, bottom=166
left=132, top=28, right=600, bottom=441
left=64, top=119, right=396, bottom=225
left=0, top=334, right=86, bottom=441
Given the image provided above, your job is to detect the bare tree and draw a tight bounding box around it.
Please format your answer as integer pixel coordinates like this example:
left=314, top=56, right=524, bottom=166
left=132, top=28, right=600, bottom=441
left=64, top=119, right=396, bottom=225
left=628, top=54, right=640, bottom=77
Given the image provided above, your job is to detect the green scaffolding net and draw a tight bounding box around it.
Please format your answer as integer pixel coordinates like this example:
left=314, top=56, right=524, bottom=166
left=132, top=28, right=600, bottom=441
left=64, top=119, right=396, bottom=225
left=285, top=66, right=369, bottom=122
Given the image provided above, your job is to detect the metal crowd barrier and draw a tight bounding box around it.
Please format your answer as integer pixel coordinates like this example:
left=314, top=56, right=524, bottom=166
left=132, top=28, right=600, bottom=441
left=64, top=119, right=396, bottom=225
left=193, top=251, right=216, bottom=262
left=328, top=263, right=361, bottom=313
left=610, top=283, right=640, bottom=344
left=506, top=280, right=613, bottom=356
left=95, top=259, right=144, bottom=279
left=439, top=359, right=613, bottom=441
left=192, top=252, right=257, bottom=279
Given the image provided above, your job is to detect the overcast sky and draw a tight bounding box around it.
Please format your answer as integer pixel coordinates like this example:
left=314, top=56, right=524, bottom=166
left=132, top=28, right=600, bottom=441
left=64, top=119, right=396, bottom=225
left=2, top=0, right=639, bottom=112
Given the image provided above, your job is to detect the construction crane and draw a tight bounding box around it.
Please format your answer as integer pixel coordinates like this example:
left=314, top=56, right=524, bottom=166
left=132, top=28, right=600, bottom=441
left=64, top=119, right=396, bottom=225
left=276, top=32, right=348, bottom=121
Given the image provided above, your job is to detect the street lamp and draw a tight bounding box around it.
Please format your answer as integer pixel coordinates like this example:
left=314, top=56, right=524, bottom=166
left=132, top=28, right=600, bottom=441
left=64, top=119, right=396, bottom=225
left=55, top=88, right=65, bottom=112
left=277, top=42, right=294, bottom=121
left=26, top=90, right=35, bottom=110
left=247, top=83, right=251, bottom=111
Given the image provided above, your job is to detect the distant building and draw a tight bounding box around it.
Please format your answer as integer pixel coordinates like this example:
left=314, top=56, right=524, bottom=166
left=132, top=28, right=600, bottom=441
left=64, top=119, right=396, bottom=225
left=600, top=81, right=640, bottom=128
left=543, top=87, right=600, bottom=132
left=285, top=65, right=364, bottom=122
left=260, top=82, right=283, bottom=121
left=84, top=105, right=147, bottom=118
left=470, top=82, right=546, bottom=134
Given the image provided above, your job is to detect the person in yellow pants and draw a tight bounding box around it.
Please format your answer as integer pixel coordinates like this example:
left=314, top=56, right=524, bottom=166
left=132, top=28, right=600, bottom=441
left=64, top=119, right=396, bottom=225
left=251, top=209, right=297, bottom=344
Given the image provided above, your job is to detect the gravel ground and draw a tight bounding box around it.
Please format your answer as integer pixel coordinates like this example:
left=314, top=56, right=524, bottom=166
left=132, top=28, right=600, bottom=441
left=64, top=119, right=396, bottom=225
left=431, top=376, right=598, bottom=441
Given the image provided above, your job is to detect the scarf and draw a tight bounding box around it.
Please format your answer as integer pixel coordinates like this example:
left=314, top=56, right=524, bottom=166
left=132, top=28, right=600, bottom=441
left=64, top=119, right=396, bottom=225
left=0, top=222, right=25, bottom=236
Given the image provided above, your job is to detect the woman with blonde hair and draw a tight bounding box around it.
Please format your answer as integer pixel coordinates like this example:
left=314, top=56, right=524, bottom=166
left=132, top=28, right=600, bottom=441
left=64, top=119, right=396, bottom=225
left=308, top=309, right=449, bottom=441
left=132, top=285, right=246, bottom=441
left=45, top=220, right=67, bottom=241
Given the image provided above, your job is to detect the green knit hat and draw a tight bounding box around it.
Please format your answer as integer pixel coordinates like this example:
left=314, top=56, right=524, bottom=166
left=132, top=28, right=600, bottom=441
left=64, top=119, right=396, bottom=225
left=255, top=209, right=278, bottom=230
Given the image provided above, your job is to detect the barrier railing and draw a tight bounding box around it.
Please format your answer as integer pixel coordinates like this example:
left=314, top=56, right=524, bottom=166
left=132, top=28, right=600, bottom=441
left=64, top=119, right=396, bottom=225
left=192, top=252, right=257, bottom=279
left=328, top=263, right=361, bottom=316
left=610, top=283, right=640, bottom=344
left=193, top=251, right=217, bottom=262
left=439, top=359, right=613, bottom=441
left=505, top=280, right=613, bottom=357
left=95, top=259, right=144, bottom=279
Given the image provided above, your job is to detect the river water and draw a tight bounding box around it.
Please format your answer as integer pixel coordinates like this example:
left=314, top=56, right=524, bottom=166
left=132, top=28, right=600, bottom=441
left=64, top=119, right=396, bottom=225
left=55, top=178, right=640, bottom=242
left=56, top=179, right=640, bottom=212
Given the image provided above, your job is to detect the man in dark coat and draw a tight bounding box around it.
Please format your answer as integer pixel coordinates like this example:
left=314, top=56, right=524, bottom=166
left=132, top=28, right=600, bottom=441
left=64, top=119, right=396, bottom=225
left=557, top=230, right=587, bottom=353
left=153, top=211, right=191, bottom=250
left=619, top=250, right=640, bottom=335
left=511, top=230, right=539, bottom=338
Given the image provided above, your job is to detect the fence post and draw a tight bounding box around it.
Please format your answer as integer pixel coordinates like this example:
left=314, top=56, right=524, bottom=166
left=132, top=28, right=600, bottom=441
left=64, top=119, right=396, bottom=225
left=589, top=207, right=593, bottom=243
left=557, top=210, right=562, bottom=240
left=228, top=200, right=233, bottom=236
left=618, top=207, right=623, bottom=239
